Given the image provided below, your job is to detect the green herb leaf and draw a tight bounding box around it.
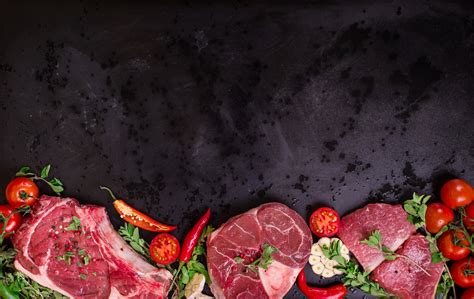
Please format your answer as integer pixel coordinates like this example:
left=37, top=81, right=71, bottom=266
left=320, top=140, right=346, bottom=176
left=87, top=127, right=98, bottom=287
left=65, top=216, right=81, bottom=231
left=48, top=178, right=64, bottom=194
left=56, top=252, right=74, bottom=265
left=361, top=231, right=398, bottom=262
left=336, top=259, right=390, bottom=297
left=118, top=223, right=151, bottom=262
left=15, top=166, right=33, bottom=177
left=40, top=165, right=51, bottom=179
left=384, top=255, right=397, bottom=261
left=431, top=251, right=443, bottom=264
left=180, top=266, right=189, bottom=285
left=83, top=255, right=90, bottom=266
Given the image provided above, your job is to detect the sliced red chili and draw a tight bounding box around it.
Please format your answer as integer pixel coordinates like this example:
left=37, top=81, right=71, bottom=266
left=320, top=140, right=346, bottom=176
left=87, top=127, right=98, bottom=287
left=100, top=186, right=176, bottom=232
left=309, top=207, right=340, bottom=237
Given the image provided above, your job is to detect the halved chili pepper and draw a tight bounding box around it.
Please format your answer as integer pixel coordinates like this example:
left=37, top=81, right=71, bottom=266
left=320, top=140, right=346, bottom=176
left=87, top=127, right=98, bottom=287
left=297, top=269, right=347, bottom=299
left=100, top=186, right=176, bottom=232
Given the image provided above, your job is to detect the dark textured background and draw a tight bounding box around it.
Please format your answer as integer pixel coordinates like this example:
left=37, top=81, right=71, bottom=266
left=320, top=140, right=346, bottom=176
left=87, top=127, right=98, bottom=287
left=1, top=1, right=474, bottom=298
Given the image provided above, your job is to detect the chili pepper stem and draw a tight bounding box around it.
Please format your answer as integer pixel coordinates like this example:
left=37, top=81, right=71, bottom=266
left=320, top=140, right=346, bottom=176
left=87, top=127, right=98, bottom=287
left=99, top=186, right=118, bottom=201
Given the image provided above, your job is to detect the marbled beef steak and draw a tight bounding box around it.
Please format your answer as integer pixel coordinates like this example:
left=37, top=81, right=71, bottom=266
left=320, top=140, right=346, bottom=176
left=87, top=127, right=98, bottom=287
left=206, top=202, right=312, bottom=299
left=12, top=195, right=172, bottom=299
left=337, top=203, right=417, bottom=272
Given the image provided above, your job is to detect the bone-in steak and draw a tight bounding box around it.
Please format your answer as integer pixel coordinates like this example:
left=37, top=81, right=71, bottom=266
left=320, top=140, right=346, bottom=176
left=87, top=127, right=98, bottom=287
left=370, top=234, right=444, bottom=299
left=206, top=202, right=312, bottom=299
left=12, top=195, right=172, bottom=299
left=337, top=203, right=416, bottom=272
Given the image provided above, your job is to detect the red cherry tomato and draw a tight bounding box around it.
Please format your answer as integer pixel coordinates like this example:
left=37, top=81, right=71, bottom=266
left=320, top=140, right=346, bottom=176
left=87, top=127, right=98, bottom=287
left=0, top=205, right=23, bottom=238
left=441, top=179, right=474, bottom=209
left=462, top=288, right=474, bottom=299
left=451, top=257, right=474, bottom=288
left=464, top=202, right=474, bottom=232
left=425, top=203, right=454, bottom=234
left=309, top=207, right=340, bottom=237
left=6, top=177, right=39, bottom=208
left=150, top=233, right=180, bottom=265
left=437, top=230, right=470, bottom=260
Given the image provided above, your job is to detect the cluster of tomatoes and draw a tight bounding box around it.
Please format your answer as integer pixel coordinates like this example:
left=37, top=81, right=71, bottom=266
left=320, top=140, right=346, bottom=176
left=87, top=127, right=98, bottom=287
left=0, top=177, right=41, bottom=237
left=425, top=179, right=474, bottom=296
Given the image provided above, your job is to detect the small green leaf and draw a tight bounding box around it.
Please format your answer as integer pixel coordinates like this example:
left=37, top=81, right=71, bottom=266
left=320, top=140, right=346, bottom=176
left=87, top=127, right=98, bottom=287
left=65, top=216, right=81, bottom=231
left=193, top=245, right=205, bottom=256
left=418, top=205, right=427, bottom=222
left=234, top=256, right=244, bottom=263
left=333, top=255, right=346, bottom=265
left=49, top=183, right=64, bottom=194
left=403, top=203, right=418, bottom=216
left=15, top=166, right=32, bottom=177
left=83, top=255, right=90, bottom=265
left=384, top=255, right=397, bottom=261
left=132, top=227, right=140, bottom=240
left=180, top=266, right=189, bottom=285
left=40, top=165, right=51, bottom=179
left=431, top=252, right=443, bottom=263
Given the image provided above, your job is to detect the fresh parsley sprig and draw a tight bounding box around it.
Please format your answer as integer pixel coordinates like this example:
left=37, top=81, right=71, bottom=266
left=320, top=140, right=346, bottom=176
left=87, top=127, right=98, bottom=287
left=335, top=259, right=389, bottom=297
left=404, top=193, right=431, bottom=228
left=16, top=165, right=64, bottom=195
left=360, top=231, right=397, bottom=261
left=118, top=223, right=151, bottom=261
left=234, top=243, right=278, bottom=274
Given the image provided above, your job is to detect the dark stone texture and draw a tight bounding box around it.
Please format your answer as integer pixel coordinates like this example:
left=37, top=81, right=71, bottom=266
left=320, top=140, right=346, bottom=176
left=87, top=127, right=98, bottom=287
left=1, top=1, right=473, bottom=297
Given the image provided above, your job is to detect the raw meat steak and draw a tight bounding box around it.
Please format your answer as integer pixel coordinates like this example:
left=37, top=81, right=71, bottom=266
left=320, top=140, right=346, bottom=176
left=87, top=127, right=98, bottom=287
left=337, top=203, right=416, bottom=272
left=207, top=202, right=312, bottom=299
left=12, top=195, right=172, bottom=299
left=370, top=234, right=444, bottom=299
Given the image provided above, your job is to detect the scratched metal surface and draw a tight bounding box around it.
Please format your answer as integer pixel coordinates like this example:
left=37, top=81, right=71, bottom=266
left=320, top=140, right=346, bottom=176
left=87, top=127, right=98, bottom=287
left=0, top=1, right=474, bottom=297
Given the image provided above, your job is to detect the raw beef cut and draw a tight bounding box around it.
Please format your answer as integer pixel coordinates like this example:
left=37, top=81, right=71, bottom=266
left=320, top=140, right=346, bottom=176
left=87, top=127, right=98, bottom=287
left=12, top=195, right=172, bottom=299
left=207, top=202, right=312, bottom=299
left=337, top=203, right=416, bottom=272
left=370, top=234, right=444, bottom=299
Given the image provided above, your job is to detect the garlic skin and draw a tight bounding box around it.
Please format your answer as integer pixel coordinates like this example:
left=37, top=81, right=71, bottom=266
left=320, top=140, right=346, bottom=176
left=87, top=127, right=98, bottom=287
left=184, top=273, right=214, bottom=299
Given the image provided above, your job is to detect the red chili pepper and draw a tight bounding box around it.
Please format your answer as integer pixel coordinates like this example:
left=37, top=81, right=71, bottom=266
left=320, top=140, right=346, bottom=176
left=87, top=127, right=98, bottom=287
left=179, top=208, right=211, bottom=263
left=100, top=186, right=176, bottom=232
left=297, top=270, right=347, bottom=299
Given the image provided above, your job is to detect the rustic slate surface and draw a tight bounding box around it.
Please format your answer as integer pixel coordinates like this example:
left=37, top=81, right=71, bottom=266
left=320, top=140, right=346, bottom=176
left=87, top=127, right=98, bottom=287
left=1, top=1, right=473, bottom=297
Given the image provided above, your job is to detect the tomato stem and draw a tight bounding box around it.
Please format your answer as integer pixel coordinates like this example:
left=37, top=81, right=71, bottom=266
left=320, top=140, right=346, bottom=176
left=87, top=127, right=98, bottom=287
left=99, top=186, right=118, bottom=201
left=443, top=262, right=456, bottom=299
